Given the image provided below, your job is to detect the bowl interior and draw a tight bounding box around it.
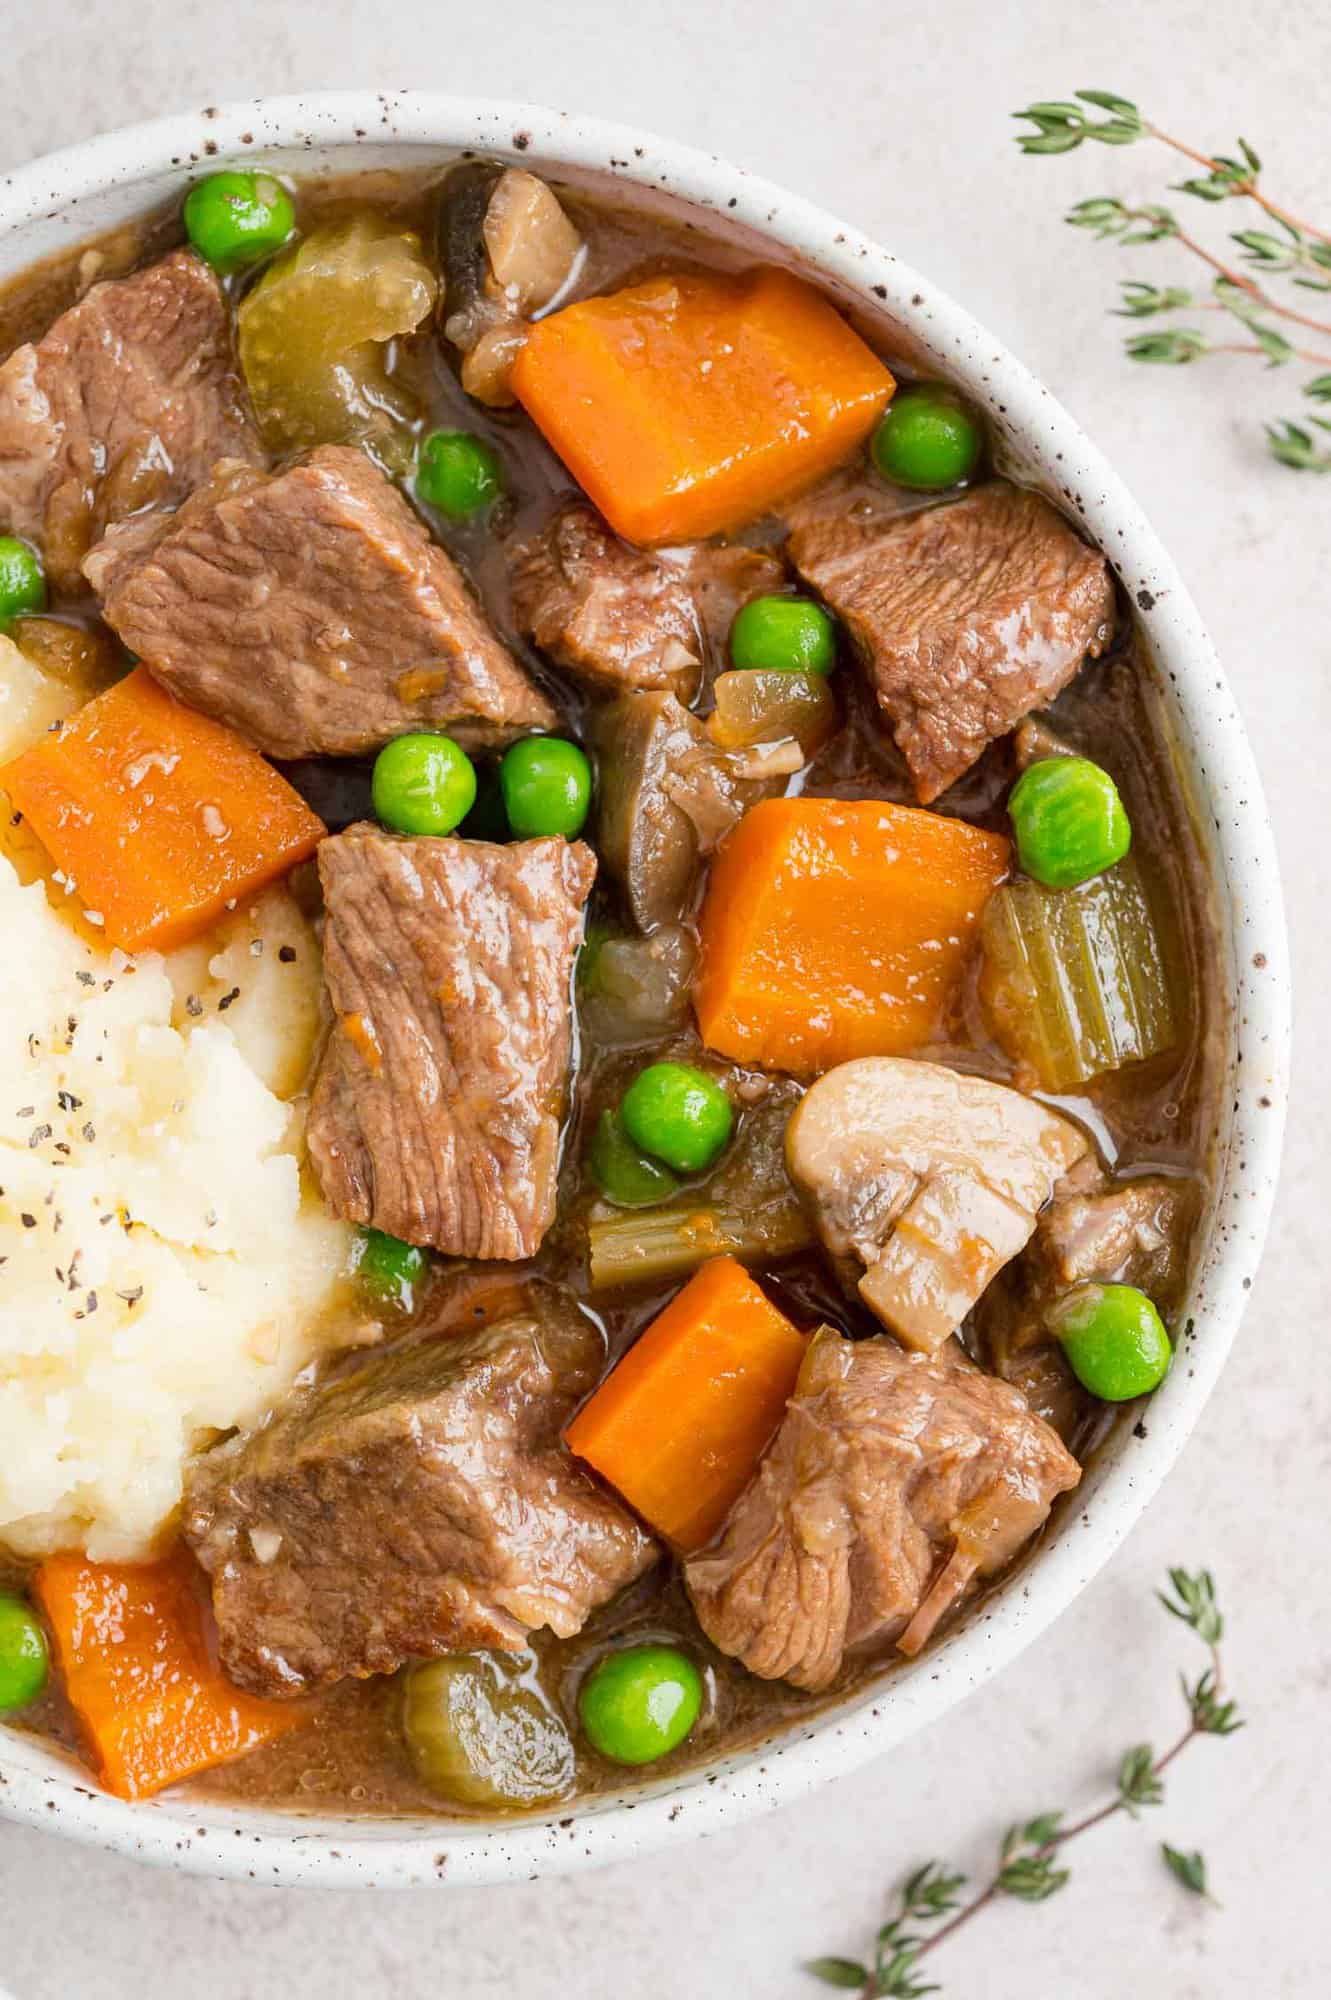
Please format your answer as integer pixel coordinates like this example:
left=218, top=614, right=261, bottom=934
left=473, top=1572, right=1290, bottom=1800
left=0, top=97, right=1290, bottom=1888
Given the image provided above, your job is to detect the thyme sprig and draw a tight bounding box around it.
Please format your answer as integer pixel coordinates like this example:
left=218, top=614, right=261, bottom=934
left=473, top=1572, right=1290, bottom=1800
left=805, top=1568, right=1242, bottom=1998
left=1013, top=89, right=1331, bottom=467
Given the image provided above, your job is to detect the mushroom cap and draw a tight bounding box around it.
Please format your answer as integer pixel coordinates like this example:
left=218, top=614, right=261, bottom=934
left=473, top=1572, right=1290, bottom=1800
left=786, top=1057, right=1091, bottom=1351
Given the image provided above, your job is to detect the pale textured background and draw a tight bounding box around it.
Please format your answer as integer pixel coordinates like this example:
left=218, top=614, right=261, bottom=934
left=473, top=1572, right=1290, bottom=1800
left=1, top=2, right=1325, bottom=1994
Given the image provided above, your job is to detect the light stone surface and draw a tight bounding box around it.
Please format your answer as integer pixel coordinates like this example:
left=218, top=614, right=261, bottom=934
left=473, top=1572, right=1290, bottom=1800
left=0, top=1, right=1325, bottom=1993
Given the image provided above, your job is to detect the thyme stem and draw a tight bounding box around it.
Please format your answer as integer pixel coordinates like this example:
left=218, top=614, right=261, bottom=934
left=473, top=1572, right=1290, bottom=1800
left=906, top=1716, right=1196, bottom=1972
left=1210, top=341, right=1331, bottom=364
left=808, top=1581, right=1240, bottom=1999
left=900, top=1882, right=1000, bottom=1969
left=1171, top=229, right=1331, bottom=337
left=1146, top=124, right=1331, bottom=247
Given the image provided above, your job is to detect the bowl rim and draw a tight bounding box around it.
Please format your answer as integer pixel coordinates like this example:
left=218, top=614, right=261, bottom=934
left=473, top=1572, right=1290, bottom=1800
left=0, top=89, right=1290, bottom=1890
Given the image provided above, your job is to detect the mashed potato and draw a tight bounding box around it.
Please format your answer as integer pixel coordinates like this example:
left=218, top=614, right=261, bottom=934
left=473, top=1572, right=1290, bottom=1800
left=0, top=639, right=355, bottom=1560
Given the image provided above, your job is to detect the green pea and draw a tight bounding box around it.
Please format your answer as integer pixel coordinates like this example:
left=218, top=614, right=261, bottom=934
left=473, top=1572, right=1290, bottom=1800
left=372, top=733, right=477, bottom=837
left=0, top=1593, right=49, bottom=1714
left=871, top=384, right=983, bottom=491
left=0, top=537, right=46, bottom=629
left=416, top=430, right=504, bottom=520
left=588, top=1109, right=681, bottom=1208
left=620, top=1061, right=732, bottom=1175
left=500, top=736, right=591, bottom=839
left=183, top=171, right=295, bottom=274
left=729, top=595, right=836, bottom=675
left=578, top=1643, right=703, bottom=1766
left=1046, top=1282, right=1172, bottom=1401
left=1009, top=756, right=1131, bottom=888
left=355, top=1228, right=429, bottom=1311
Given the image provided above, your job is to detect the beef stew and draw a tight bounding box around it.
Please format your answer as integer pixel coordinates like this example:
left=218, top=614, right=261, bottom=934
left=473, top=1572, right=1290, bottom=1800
left=0, top=157, right=1218, bottom=1818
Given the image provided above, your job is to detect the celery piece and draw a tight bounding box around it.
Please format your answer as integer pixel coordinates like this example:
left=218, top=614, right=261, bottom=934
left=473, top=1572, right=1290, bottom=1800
left=238, top=214, right=437, bottom=467
left=589, top=1084, right=812, bottom=1289
left=979, top=854, right=1177, bottom=1090
left=588, top=1196, right=812, bottom=1291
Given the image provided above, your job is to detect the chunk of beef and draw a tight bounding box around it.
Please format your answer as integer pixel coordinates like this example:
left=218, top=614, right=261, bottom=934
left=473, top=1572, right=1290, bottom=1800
left=788, top=481, right=1115, bottom=802
left=988, top=1169, right=1196, bottom=1366
left=307, top=822, right=594, bottom=1259
left=1037, top=1173, right=1196, bottom=1298
left=0, top=249, right=260, bottom=589
left=86, top=444, right=556, bottom=760
left=979, top=1171, right=1196, bottom=1439
left=183, top=1294, right=658, bottom=1696
left=513, top=505, right=700, bottom=697
left=79, top=455, right=256, bottom=597
left=1013, top=712, right=1076, bottom=769
left=512, top=501, right=784, bottom=699
left=685, top=1328, right=1080, bottom=1691
left=686, top=541, right=792, bottom=659
left=783, top=462, right=920, bottom=536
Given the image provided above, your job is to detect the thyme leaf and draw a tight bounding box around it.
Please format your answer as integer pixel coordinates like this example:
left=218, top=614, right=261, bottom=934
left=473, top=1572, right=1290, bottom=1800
left=1266, top=420, right=1331, bottom=471
left=1115, top=282, right=1195, bottom=318
left=1125, top=328, right=1211, bottom=364
left=806, top=1959, right=872, bottom=1990
left=1159, top=1566, right=1223, bottom=1643
left=1117, top=1743, right=1164, bottom=1814
left=1161, top=1844, right=1211, bottom=1898
left=1013, top=91, right=1144, bottom=153
left=1067, top=197, right=1178, bottom=244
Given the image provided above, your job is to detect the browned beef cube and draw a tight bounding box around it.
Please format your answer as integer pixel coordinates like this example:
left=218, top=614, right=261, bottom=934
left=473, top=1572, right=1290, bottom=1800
left=686, top=1329, right=1080, bottom=1690
left=788, top=482, right=1115, bottom=802
left=79, top=456, right=255, bottom=597
left=87, top=444, right=557, bottom=760
left=183, top=1293, right=658, bottom=1696
left=307, top=822, right=594, bottom=1259
left=983, top=1168, right=1196, bottom=1375
left=990, top=1171, right=1197, bottom=1432
left=1036, top=1173, right=1196, bottom=1299
left=0, top=249, right=260, bottom=588
left=511, top=500, right=784, bottom=698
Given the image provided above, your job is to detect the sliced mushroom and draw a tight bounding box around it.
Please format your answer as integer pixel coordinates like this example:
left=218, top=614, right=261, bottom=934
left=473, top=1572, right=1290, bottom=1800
left=437, top=162, right=502, bottom=317
left=592, top=692, right=706, bottom=931
left=437, top=164, right=583, bottom=406
left=592, top=690, right=805, bottom=931
left=785, top=1057, right=1091, bottom=1353
left=483, top=170, right=583, bottom=315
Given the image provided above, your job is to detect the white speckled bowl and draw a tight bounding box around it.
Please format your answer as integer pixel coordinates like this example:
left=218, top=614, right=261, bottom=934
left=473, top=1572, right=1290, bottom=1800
left=0, top=93, right=1290, bottom=1888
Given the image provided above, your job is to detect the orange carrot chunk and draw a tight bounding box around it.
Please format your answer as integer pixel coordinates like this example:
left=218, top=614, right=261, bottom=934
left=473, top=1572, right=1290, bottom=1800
left=33, top=1549, right=302, bottom=1801
left=695, top=797, right=1011, bottom=1075
left=1, top=667, right=324, bottom=952
left=565, top=1255, right=807, bottom=1550
left=512, top=267, right=894, bottom=545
